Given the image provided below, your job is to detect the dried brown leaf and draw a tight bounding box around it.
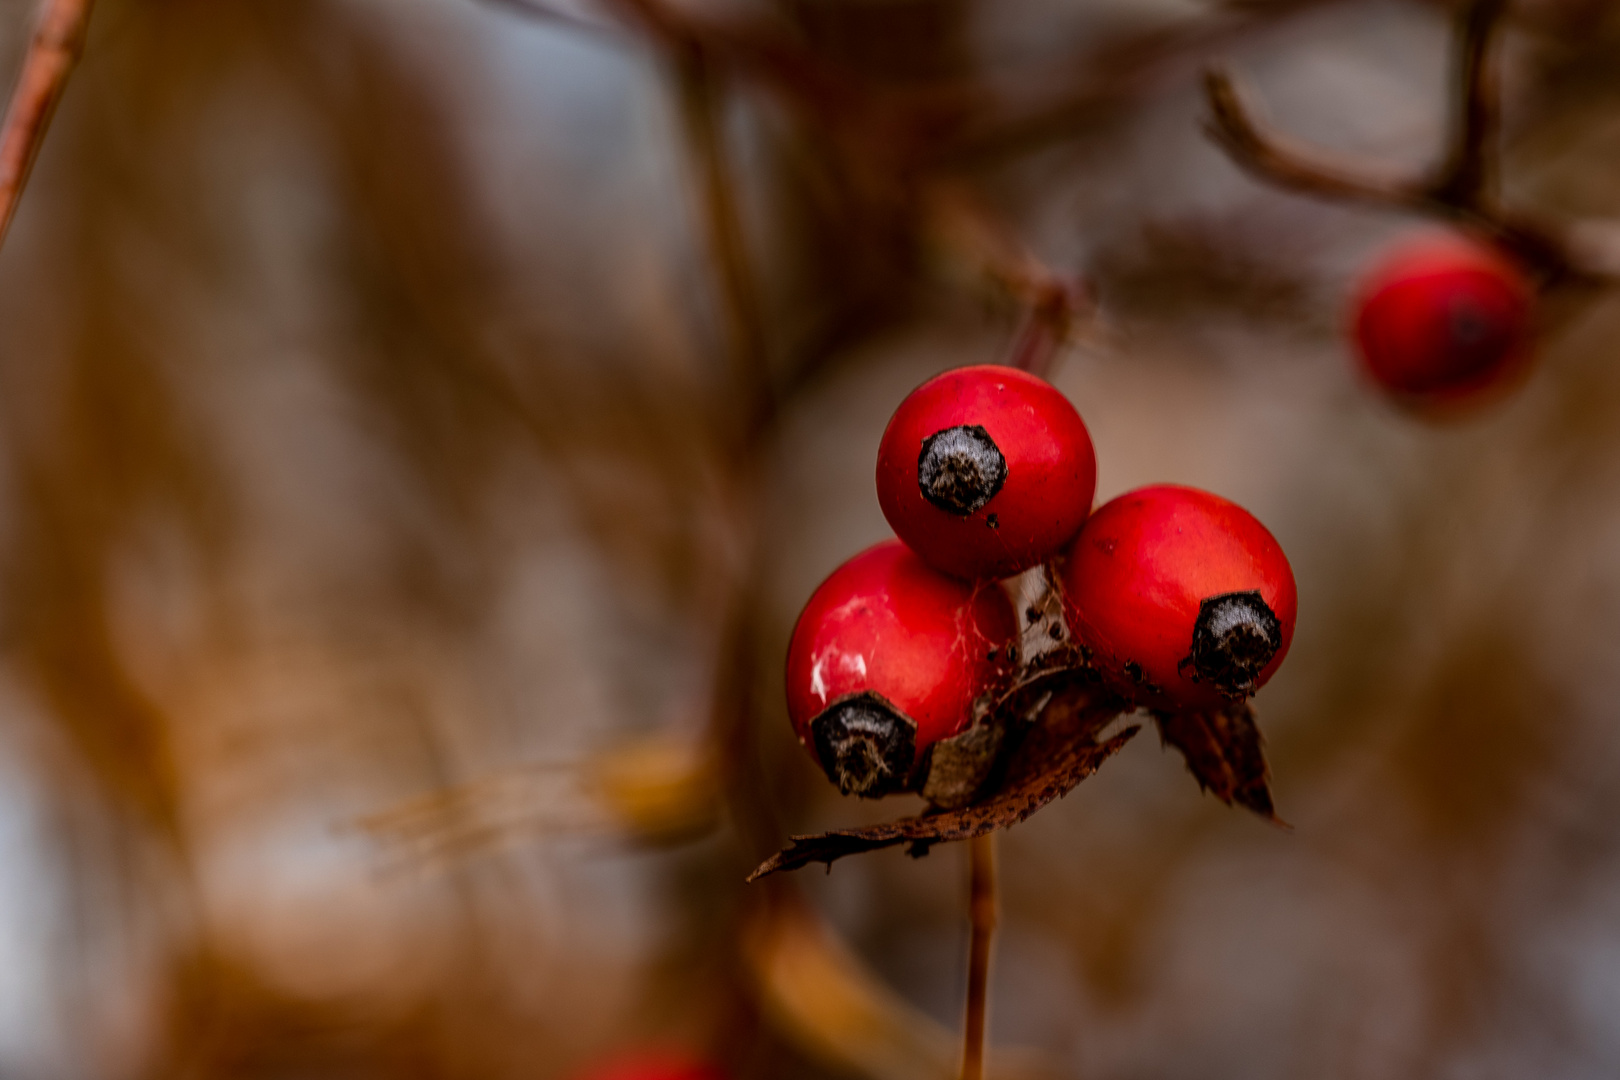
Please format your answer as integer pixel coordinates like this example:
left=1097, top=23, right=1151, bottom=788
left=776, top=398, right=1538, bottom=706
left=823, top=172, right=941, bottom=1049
left=749, top=675, right=1135, bottom=879
left=1153, top=702, right=1283, bottom=823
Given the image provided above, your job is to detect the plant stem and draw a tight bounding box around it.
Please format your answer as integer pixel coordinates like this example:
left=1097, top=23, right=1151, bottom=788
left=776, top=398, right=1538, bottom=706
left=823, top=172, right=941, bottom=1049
left=673, top=46, right=772, bottom=437
left=962, top=832, right=997, bottom=1080
left=1006, top=287, right=1077, bottom=380
left=0, top=0, right=95, bottom=254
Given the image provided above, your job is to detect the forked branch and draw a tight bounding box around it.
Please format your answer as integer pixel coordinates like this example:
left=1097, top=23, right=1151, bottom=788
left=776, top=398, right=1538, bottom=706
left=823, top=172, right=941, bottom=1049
left=1203, top=0, right=1608, bottom=287
left=0, top=0, right=96, bottom=253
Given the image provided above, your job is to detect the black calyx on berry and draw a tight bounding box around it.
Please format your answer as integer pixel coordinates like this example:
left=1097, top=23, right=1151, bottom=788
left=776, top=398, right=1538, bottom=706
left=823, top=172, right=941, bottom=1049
left=917, top=425, right=1007, bottom=516
left=1187, top=591, right=1282, bottom=697
left=810, top=692, right=917, bottom=798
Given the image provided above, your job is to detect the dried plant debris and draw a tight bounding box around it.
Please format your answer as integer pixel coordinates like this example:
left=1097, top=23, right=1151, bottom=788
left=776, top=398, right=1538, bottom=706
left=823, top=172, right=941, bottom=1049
left=1153, top=702, right=1282, bottom=823
left=750, top=671, right=1136, bottom=879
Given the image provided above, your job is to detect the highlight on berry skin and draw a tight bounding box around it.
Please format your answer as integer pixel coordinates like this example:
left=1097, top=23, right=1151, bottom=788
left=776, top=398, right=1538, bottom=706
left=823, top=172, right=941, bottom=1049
left=1352, top=232, right=1534, bottom=408
left=1058, top=484, right=1298, bottom=713
left=876, top=364, right=1096, bottom=581
left=784, top=539, right=1018, bottom=798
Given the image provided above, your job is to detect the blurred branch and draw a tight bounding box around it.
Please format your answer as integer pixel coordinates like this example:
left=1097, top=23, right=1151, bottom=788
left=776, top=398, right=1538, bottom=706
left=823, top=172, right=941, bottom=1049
left=353, top=738, right=723, bottom=867
left=479, top=0, right=619, bottom=38
left=488, top=0, right=1098, bottom=359
left=672, top=46, right=773, bottom=435
left=1203, top=69, right=1425, bottom=208
left=0, top=0, right=95, bottom=253
left=927, top=0, right=1354, bottom=168
left=744, top=898, right=1063, bottom=1080
left=1202, top=2, right=1614, bottom=288
left=961, top=834, right=997, bottom=1080
left=592, top=0, right=871, bottom=130
left=1433, top=0, right=1507, bottom=207
left=927, top=187, right=1092, bottom=378
left=1003, top=286, right=1085, bottom=380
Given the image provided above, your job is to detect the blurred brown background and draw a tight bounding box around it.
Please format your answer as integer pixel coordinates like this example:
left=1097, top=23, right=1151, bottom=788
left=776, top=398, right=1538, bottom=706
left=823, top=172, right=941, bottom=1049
left=1, top=0, right=1619, bottom=1077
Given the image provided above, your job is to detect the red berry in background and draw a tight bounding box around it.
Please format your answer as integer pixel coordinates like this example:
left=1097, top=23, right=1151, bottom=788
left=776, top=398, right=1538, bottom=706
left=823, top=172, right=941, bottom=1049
left=568, top=1051, right=726, bottom=1080
left=876, top=364, right=1096, bottom=581
left=785, top=540, right=1018, bottom=797
left=1058, top=485, right=1297, bottom=713
left=1352, top=233, right=1534, bottom=405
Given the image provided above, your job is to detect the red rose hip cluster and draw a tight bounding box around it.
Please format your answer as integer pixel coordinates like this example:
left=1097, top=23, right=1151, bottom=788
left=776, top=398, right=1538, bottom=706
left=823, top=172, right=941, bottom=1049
left=785, top=364, right=1298, bottom=804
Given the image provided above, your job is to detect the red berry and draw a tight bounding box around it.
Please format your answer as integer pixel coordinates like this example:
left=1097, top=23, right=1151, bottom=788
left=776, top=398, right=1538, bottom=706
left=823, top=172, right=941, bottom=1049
left=1058, top=485, right=1297, bottom=712
left=1352, top=233, right=1534, bottom=404
left=876, top=365, right=1096, bottom=580
left=568, top=1052, right=726, bottom=1080
left=785, top=539, right=1018, bottom=797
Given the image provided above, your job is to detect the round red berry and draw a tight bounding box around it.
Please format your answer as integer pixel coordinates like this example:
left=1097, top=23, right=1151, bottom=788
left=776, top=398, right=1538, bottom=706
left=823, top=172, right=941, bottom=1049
left=1352, top=233, right=1534, bottom=404
left=1058, top=485, right=1297, bottom=712
left=876, top=365, right=1096, bottom=581
left=785, top=539, right=1018, bottom=797
left=568, top=1051, right=726, bottom=1080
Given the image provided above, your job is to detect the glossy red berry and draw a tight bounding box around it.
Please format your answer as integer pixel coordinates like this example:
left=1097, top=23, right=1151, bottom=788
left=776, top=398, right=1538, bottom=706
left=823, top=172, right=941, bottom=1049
left=1352, top=233, right=1534, bottom=405
left=1058, top=485, right=1297, bottom=712
left=568, top=1051, right=726, bottom=1080
left=785, top=539, right=1018, bottom=797
left=876, top=365, right=1096, bottom=581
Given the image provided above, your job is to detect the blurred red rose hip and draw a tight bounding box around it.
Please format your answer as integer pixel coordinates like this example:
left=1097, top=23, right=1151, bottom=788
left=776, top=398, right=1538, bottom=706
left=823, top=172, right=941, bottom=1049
left=785, top=539, right=1018, bottom=797
left=1352, top=233, right=1534, bottom=405
left=876, top=364, right=1096, bottom=580
left=567, top=1050, right=726, bottom=1080
left=1058, top=484, right=1297, bottom=713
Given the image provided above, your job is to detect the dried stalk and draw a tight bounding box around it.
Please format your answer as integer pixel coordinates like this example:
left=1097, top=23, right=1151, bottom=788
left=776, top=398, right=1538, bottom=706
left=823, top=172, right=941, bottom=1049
left=1004, top=285, right=1081, bottom=380
left=926, top=186, right=1092, bottom=377
left=0, top=0, right=96, bottom=252
left=961, top=833, right=997, bottom=1080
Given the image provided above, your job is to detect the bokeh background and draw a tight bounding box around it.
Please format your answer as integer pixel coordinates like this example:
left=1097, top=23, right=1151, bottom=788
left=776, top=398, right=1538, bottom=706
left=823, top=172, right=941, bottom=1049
left=0, top=0, right=1619, bottom=1076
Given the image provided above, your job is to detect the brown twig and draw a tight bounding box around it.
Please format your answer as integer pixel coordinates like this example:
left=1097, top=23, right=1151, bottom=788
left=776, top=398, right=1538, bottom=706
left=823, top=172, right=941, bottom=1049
left=1202, top=68, right=1425, bottom=209
left=1433, top=0, right=1507, bottom=207
left=1005, top=282, right=1084, bottom=380
left=1202, top=2, right=1605, bottom=287
left=0, top=0, right=95, bottom=254
left=961, top=833, right=997, bottom=1080
left=926, top=185, right=1093, bottom=378
left=672, top=45, right=773, bottom=436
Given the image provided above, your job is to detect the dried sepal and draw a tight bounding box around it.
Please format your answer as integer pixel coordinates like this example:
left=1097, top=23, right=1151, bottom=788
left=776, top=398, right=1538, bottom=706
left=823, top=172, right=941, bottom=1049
left=749, top=672, right=1135, bottom=880
left=1153, top=702, right=1284, bottom=824
left=917, top=722, right=1004, bottom=810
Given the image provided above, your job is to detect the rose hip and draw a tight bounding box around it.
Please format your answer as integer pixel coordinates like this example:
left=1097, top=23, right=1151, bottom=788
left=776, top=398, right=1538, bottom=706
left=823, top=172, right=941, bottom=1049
left=1353, top=233, right=1534, bottom=406
left=785, top=539, right=1018, bottom=797
left=1058, top=484, right=1297, bottom=712
left=877, top=365, right=1096, bottom=580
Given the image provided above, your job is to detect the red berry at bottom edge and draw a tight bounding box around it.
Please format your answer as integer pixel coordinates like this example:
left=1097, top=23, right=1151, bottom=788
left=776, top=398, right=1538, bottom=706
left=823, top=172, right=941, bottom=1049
left=877, top=364, right=1097, bottom=580
left=786, top=539, right=1018, bottom=797
left=568, top=1051, right=727, bottom=1080
left=1352, top=232, right=1533, bottom=405
left=1058, top=484, right=1297, bottom=713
